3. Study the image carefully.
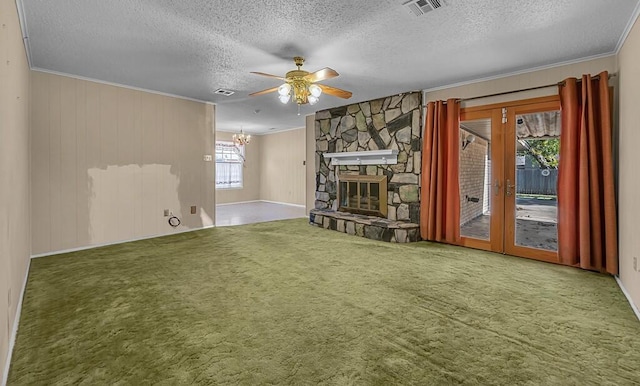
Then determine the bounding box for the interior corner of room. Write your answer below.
[3,0,640,383]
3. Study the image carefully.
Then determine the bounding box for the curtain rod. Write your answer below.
[430,73,616,104]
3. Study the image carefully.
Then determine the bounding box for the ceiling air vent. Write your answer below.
[214,88,235,96]
[403,0,446,17]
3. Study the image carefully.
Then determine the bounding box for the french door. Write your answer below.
[458,96,560,263]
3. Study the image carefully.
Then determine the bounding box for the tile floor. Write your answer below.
[215,201,307,227]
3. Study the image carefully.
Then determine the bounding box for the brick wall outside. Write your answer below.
[459,129,489,225]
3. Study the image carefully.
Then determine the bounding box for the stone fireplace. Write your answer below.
[310,92,423,243]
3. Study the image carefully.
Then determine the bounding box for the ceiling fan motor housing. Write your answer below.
[291,81,310,104]
[286,60,312,104]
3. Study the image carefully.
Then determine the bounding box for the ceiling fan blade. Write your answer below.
[304,67,339,83]
[249,87,279,97]
[250,71,285,80]
[318,84,352,99]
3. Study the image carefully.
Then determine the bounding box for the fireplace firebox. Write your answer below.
[338,174,387,218]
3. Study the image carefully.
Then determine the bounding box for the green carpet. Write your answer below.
[8,219,640,385]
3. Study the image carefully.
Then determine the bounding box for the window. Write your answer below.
[215,141,244,189]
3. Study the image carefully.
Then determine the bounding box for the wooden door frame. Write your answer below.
[458,108,504,253]
[503,99,560,263]
[459,95,561,264]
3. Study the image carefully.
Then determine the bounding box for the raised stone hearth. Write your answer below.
[310,209,420,243]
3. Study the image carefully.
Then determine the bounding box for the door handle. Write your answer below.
[494,179,501,196]
[506,179,516,196]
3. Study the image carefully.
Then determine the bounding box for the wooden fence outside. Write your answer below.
[516,169,557,195]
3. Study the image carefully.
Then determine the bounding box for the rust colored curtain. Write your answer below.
[420,99,460,243]
[558,71,618,274]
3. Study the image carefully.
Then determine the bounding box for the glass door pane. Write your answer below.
[370,183,380,211]
[511,111,559,252]
[360,182,368,210]
[348,181,358,209]
[339,181,348,207]
[459,117,492,241]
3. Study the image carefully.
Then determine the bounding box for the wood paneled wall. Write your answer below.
[260,128,306,206]
[618,17,640,312]
[0,0,31,381]
[30,72,215,255]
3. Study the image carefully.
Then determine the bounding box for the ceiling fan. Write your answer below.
[249,56,352,106]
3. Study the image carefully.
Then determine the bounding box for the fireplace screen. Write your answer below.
[338,174,387,217]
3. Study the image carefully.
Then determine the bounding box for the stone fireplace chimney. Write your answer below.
[313,92,422,224]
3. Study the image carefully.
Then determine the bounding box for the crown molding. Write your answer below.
[16,0,214,106]
[423,52,616,94]
[31,68,215,105]
[15,0,32,68]
[615,0,640,54]
[216,125,305,136]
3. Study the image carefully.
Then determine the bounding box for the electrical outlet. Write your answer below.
[164,209,170,217]
[203,154,213,161]
[191,206,196,214]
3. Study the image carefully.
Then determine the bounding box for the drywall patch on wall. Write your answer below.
[87,164,204,245]
[30,72,214,255]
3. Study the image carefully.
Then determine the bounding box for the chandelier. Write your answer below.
[277,81,323,105]
[232,129,251,146]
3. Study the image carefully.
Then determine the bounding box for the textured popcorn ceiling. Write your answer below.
[22,0,640,133]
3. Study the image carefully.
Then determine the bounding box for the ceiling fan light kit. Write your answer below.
[250,56,352,108]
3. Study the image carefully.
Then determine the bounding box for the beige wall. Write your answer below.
[0,0,31,381]
[214,131,261,204]
[30,72,215,255]
[260,128,306,206]
[426,56,617,106]
[305,115,316,214]
[618,18,640,311]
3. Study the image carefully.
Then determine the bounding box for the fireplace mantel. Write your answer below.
[323,149,398,166]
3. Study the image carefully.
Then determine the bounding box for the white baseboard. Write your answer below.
[216,200,306,209]
[215,200,262,206]
[30,225,214,259]
[259,200,306,208]
[615,276,640,322]
[2,258,31,386]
